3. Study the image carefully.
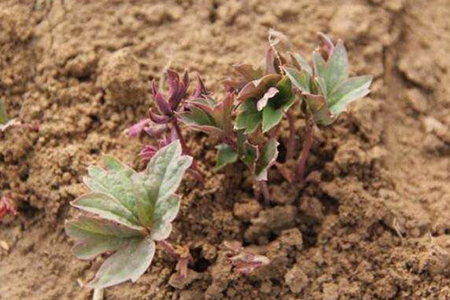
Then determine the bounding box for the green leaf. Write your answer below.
[255,139,279,181]
[67,141,192,289]
[262,105,283,133]
[83,166,139,216]
[178,105,216,128]
[313,40,348,94]
[235,99,262,134]
[88,236,155,289]
[283,67,310,93]
[328,75,373,115]
[145,140,193,204]
[290,52,313,76]
[215,143,239,171]
[71,192,141,229]
[148,194,180,241]
[65,216,145,260]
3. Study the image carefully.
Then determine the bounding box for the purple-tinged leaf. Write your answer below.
[65,215,145,260]
[265,47,278,75]
[234,64,264,82]
[88,236,155,289]
[126,119,151,137]
[192,75,209,99]
[167,70,189,111]
[149,110,171,124]
[126,119,166,138]
[318,32,335,59]
[257,87,279,111]
[237,74,281,102]
[255,139,279,181]
[154,92,173,116]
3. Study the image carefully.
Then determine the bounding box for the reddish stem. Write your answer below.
[172,118,204,183]
[286,110,296,160]
[259,181,271,206]
[295,116,314,182]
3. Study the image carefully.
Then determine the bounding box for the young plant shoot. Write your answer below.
[283,33,373,181]
[65,141,192,289]
[126,70,203,181]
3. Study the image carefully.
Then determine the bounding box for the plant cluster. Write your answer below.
[66,31,373,289]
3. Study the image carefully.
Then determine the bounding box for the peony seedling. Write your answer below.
[283,33,373,180]
[228,48,295,134]
[65,141,192,289]
[179,77,279,203]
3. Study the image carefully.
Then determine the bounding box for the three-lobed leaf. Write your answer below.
[287,35,372,126]
[66,141,192,289]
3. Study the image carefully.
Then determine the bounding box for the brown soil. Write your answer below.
[1,0,450,299]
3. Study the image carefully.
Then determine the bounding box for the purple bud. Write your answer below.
[192,74,208,99]
[167,69,189,111]
[149,109,171,124]
[318,32,335,60]
[126,119,152,137]
[154,92,173,116]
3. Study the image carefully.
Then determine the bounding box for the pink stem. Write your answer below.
[259,181,271,206]
[286,110,296,160]
[172,119,204,183]
[295,117,314,182]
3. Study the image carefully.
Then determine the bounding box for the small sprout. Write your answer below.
[65,141,192,289]
[224,241,270,275]
[283,33,373,126]
[0,196,18,219]
[282,33,373,180]
[159,240,193,279]
[127,70,203,182]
